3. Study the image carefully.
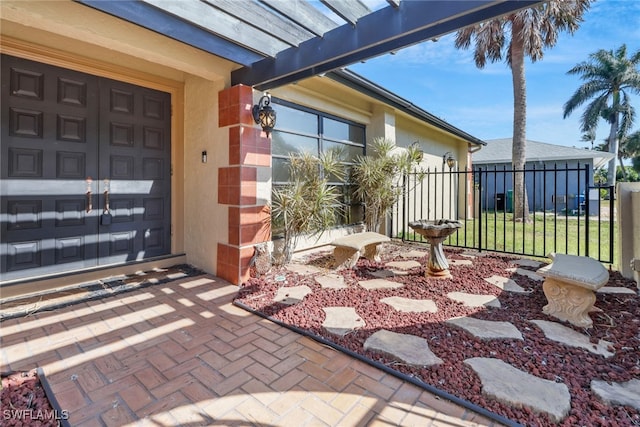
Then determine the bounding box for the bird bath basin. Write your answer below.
[408,219,463,278]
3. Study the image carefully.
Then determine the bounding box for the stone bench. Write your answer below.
[330,232,390,269]
[536,253,609,328]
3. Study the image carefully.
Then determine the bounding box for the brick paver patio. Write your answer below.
[1,274,500,426]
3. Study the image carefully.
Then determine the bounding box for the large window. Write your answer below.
[271,100,365,232]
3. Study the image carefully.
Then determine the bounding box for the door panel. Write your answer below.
[1,55,99,281]
[1,55,171,283]
[98,78,171,264]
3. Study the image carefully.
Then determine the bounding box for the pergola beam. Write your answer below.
[232,0,543,89]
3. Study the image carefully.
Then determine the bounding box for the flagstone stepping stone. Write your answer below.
[465,357,571,423]
[315,273,347,289]
[597,286,636,295]
[370,269,394,278]
[484,275,529,294]
[274,285,312,305]
[380,297,437,313]
[449,259,473,267]
[385,260,421,270]
[364,330,443,367]
[529,320,614,358]
[447,292,501,308]
[461,251,489,258]
[591,379,640,410]
[358,278,404,290]
[369,269,406,279]
[322,307,364,336]
[286,264,323,275]
[400,250,428,259]
[446,317,523,340]
[388,269,409,276]
[506,267,544,281]
[512,258,543,268]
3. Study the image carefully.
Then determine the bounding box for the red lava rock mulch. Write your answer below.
[1,369,68,426]
[235,242,640,427]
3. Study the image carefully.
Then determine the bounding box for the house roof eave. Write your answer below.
[327,69,486,147]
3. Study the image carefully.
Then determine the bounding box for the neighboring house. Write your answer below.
[0,1,536,295]
[472,138,614,215]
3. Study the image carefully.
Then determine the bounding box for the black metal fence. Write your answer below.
[393,164,615,264]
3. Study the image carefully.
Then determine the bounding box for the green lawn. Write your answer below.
[402,212,617,266]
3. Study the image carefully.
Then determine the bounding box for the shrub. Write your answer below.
[351,138,422,233]
[271,149,345,264]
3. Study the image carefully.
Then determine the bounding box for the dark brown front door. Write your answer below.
[1,55,171,283]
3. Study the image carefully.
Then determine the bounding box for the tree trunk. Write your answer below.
[607,91,620,188]
[618,152,628,181]
[606,113,619,188]
[510,25,530,222]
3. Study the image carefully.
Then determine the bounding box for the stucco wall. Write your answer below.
[616,182,640,284]
[183,76,229,273]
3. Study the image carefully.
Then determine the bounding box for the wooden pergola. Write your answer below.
[78,0,543,89]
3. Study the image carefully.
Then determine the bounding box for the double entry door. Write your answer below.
[1,54,171,283]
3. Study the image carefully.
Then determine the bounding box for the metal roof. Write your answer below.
[473,138,615,169]
[77,0,542,90]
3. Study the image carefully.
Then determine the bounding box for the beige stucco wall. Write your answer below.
[182,76,228,273]
[277,78,372,125]
[616,182,640,286]
[396,116,467,171]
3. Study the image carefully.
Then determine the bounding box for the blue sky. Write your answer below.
[349,0,640,151]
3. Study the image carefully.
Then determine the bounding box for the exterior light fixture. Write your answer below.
[252,93,276,136]
[443,152,455,169]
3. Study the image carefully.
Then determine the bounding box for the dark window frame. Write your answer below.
[271,98,365,227]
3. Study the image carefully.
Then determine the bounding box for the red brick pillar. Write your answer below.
[217,85,271,284]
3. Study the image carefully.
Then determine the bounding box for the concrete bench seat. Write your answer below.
[330,232,390,269]
[536,253,609,328]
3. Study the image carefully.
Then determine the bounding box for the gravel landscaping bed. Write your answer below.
[1,369,68,427]
[235,242,640,426]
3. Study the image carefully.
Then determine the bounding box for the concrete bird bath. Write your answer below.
[409,219,463,278]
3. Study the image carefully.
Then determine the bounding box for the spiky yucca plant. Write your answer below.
[271,149,345,265]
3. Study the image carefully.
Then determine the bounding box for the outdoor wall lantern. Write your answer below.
[252,92,276,136]
[443,152,455,169]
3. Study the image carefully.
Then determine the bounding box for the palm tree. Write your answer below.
[624,130,640,171]
[563,44,640,188]
[581,129,597,150]
[456,1,591,221]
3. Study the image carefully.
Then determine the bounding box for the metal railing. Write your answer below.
[393,164,615,264]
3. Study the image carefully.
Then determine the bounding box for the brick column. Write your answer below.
[217,85,271,284]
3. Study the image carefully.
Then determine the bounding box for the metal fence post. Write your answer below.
[478,168,483,253]
[584,165,589,258]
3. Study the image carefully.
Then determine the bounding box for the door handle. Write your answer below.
[101,178,112,225]
[86,177,93,213]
